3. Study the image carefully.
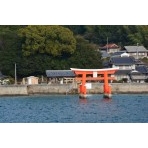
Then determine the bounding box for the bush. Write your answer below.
[122,78,128,83]
[145,78,148,83]
[8,77,15,84]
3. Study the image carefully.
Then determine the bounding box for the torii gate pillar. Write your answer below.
[103,71,112,98]
[71,68,119,98]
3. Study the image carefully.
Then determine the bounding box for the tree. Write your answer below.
[127,26,148,48]
[0,25,147,79]
[0,26,22,76]
[68,36,102,69]
[63,25,86,35]
[18,25,76,56]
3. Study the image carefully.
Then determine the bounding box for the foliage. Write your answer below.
[0,25,148,79]
[18,25,76,56]
[122,78,128,83]
[63,25,86,35]
[0,26,22,76]
[66,25,148,48]
[141,57,148,64]
[68,35,102,69]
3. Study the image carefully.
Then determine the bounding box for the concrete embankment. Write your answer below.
[87,83,148,94]
[27,84,73,95]
[0,85,28,96]
[0,84,74,96]
[0,83,147,96]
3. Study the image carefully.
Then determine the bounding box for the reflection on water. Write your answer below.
[0,94,147,123]
[102,98,112,103]
[79,98,88,104]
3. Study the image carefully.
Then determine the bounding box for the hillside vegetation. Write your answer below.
[0,25,147,78]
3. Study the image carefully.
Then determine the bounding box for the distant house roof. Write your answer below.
[100,51,110,58]
[115,70,131,75]
[124,46,148,53]
[101,43,119,49]
[136,65,148,74]
[111,51,125,57]
[135,59,145,66]
[129,70,146,80]
[46,70,75,78]
[110,56,135,66]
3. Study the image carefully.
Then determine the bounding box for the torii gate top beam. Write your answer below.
[70,68,119,75]
[70,67,119,72]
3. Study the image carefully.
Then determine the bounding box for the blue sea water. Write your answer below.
[0,94,147,123]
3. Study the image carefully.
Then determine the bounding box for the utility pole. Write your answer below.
[107,37,108,53]
[15,63,17,85]
[137,43,139,60]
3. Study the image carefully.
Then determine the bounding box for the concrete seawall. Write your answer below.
[27,84,73,95]
[0,83,147,96]
[87,83,148,94]
[0,85,28,96]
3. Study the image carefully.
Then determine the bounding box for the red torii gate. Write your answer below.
[71,68,119,98]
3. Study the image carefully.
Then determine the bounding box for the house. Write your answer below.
[99,43,121,54]
[109,56,135,70]
[46,70,75,84]
[27,76,39,85]
[113,70,131,81]
[136,65,148,80]
[111,51,128,57]
[129,70,146,83]
[136,65,148,75]
[123,46,148,59]
[109,56,136,81]
[100,51,110,59]
[22,76,39,85]
[109,54,148,82]
[135,59,146,66]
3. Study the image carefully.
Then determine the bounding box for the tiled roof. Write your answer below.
[101,51,110,58]
[115,70,131,75]
[111,51,126,57]
[129,70,146,80]
[110,56,135,65]
[124,46,148,52]
[136,65,148,74]
[103,43,119,49]
[135,59,145,65]
[46,70,75,78]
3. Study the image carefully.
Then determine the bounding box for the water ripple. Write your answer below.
[0,94,147,123]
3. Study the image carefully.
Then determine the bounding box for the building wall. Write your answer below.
[115,75,130,81]
[112,65,135,70]
[128,52,147,59]
[108,48,120,53]
[27,76,39,84]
